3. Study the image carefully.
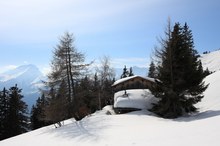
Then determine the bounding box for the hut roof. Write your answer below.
[112,75,155,87]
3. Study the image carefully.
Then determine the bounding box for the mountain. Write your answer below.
[0,64,45,110]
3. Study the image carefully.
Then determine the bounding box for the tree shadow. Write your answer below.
[175,110,220,122]
[41,115,110,142]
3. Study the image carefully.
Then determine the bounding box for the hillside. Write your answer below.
[200,50,220,72]
[1,50,220,145]
[1,69,220,146]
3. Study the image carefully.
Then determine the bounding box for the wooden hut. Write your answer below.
[112,75,155,92]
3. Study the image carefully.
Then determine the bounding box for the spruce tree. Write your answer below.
[150,22,208,118]
[89,73,100,113]
[0,88,9,140]
[148,61,156,78]
[45,80,69,125]
[129,67,134,76]
[30,94,49,130]
[4,85,28,138]
[121,65,129,78]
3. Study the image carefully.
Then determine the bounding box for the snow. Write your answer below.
[112,75,155,87]
[196,71,220,111]
[0,64,45,110]
[200,50,220,72]
[0,69,28,82]
[1,52,220,145]
[114,89,156,109]
[1,69,220,146]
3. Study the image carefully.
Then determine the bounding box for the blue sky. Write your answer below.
[0,0,219,74]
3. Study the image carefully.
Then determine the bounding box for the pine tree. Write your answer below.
[0,88,9,140]
[150,22,208,118]
[93,73,99,93]
[4,85,28,138]
[30,94,49,130]
[45,80,69,125]
[88,73,100,113]
[129,67,134,76]
[148,61,156,78]
[30,105,38,129]
[203,68,211,77]
[121,65,129,78]
[75,76,93,118]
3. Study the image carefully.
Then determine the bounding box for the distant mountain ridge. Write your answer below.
[0,64,45,111]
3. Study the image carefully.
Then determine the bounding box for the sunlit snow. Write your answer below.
[1,51,220,146]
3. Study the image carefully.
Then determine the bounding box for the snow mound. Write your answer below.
[114,89,156,109]
[196,70,220,111]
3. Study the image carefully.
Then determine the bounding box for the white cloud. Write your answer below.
[0,65,18,73]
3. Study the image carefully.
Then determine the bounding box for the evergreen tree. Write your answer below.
[0,88,9,140]
[30,105,38,129]
[75,76,93,118]
[121,65,129,78]
[93,73,99,93]
[45,80,69,125]
[203,68,211,77]
[90,73,100,111]
[4,85,28,138]
[148,61,156,78]
[129,67,134,76]
[30,94,49,130]
[150,22,208,118]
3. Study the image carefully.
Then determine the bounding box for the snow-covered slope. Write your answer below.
[0,64,45,109]
[1,69,220,146]
[200,50,220,72]
[1,50,220,145]
[196,71,220,111]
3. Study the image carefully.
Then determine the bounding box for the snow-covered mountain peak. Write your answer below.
[0,64,43,82]
[0,64,45,109]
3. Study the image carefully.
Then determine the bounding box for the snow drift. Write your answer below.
[114,89,156,110]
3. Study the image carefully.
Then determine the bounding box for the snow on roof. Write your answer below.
[112,75,155,87]
[114,89,157,109]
